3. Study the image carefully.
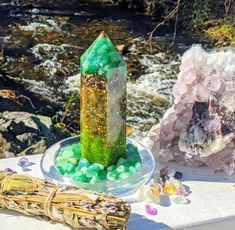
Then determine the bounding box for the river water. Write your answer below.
[0,0,202,136]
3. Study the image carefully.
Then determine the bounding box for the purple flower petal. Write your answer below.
[4,168,16,174]
[145,204,158,215]
[18,157,34,169]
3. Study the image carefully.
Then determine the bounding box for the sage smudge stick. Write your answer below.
[0,171,131,229]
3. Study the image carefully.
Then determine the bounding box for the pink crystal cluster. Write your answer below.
[144,45,235,175]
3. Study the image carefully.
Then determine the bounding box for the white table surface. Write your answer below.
[1,154,235,230]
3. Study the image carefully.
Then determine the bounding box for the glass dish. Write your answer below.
[40,136,155,197]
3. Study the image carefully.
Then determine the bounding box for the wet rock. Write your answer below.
[116,44,125,53]
[0,151,15,159]
[18,138,47,156]
[0,111,63,158]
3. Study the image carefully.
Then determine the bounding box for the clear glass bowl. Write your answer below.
[40,136,155,197]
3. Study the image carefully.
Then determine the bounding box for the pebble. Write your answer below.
[90,176,101,184]
[107,171,118,181]
[62,149,75,158]
[170,195,189,204]
[135,162,141,170]
[56,142,142,184]
[68,157,79,165]
[86,170,98,178]
[163,182,177,195]
[71,171,83,181]
[65,163,75,174]
[78,158,91,169]
[150,183,162,197]
[145,204,158,215]
[107,165,116,172]
[98,170,107,180]
[129,166,137,174]
[116,165,126,173]
[119,172,131,179]
[116,158,127,166]
[174,171,183,180]
[88,164,100,172]
[80,166,88,174]
[57,165,66,175]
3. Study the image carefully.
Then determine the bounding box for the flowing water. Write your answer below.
[0,0,202,136]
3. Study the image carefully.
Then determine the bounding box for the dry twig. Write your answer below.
[147,0,181,50]
[0,89,36,110]
[224,0,233,13]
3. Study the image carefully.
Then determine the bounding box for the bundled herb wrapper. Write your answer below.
[0,171,131,229]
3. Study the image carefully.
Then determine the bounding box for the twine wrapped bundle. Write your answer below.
[0,171,131,229]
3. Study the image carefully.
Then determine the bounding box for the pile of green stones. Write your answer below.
[56,143,142,184]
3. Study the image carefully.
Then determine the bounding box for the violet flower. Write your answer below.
[18,157,34,171]
[4,168,16,174]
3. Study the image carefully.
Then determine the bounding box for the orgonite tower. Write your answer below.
[80,31,127,168]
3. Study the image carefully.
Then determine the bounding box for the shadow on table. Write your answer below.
[127,213,173,230]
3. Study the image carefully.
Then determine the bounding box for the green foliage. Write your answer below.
[180,0,225,30]
[52,93,80,137]
[204,21,235,46]
[191,0,211,28]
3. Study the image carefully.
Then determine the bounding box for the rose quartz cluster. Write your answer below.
[144,45,235,175]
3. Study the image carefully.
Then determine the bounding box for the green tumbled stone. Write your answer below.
[107,165,116,172]
[75,166,80,172]
[72,174,88,183]
[65,163,75,174]
[129,155,142,165]
[78,158,91,169]
[71,171,83,181]
[56,156,67,163]
[98,170,107,180]
[135,162,141,170]
[116,165,126,173]
[80,166,88,174]
[86,170,98,178]
[57,165,66,175]
[119,172,131,179]
[129,166,137,174]
[68,157,79,165]
[60,145,73,151]
[126,143,139,156]
[88,164,101,172]
[123,160,132,168]
[63,150,76,159]
[107,171,118,181]
[116,158,127,167]
[90,176,101,184]
[93,163,105,171]
[72,144,82,158]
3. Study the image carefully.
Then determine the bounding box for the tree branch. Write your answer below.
[147,0,181,50]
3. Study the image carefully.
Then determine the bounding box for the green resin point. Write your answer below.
[81,31,126,76]
[80,31,127,167]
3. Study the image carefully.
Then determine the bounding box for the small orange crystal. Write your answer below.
[163,182,177,195]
